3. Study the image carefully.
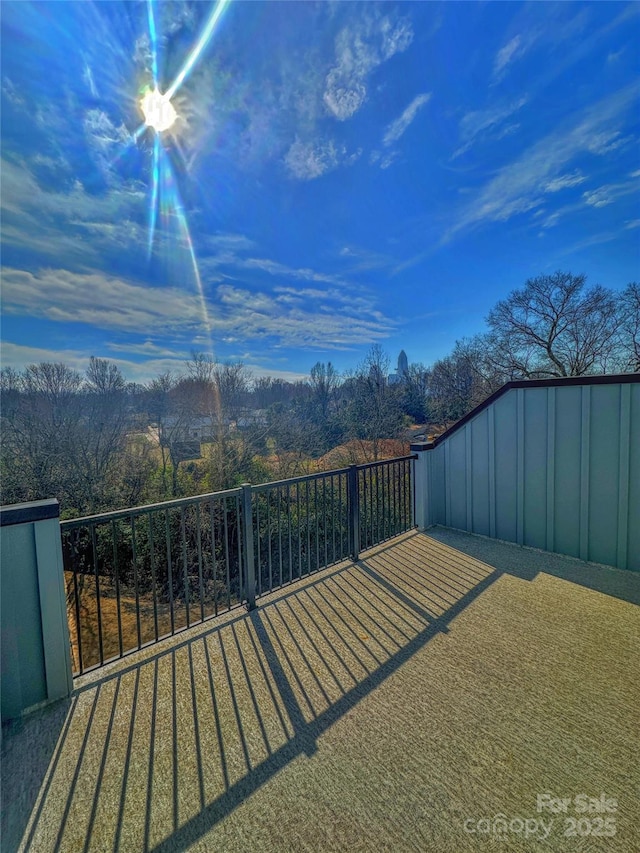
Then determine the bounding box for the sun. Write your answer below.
[140,87,178,133]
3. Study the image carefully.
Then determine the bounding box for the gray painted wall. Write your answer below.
[1,501,73,722]
[422,380,639,571]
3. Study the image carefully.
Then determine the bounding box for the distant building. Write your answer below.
[161,415,216,442]
[388,350,409,385]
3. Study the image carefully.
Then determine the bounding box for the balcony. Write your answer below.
[2,374,639,851]
[3,526,639,851]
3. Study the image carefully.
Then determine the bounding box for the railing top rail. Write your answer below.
[251,454,417,492]
[59,454,417,527]
[251,466,351,492]
[60,487,243,529]
[355,454,418,470]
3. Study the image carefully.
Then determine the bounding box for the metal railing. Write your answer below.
[61,455,415,674]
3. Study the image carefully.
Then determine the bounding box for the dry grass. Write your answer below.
[65,574,233,673]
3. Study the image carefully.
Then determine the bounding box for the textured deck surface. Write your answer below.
[2,528,639,852]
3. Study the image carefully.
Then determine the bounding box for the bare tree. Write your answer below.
[341,346,404,461]
[76,359,130,510]
[309,361,339,419]
[486,272,620,378]
[618,283,640,372]
[86,356,126,393]
[1,364,82,507]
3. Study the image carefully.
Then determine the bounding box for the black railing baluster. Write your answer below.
[72,540,83,674]
[60,459,415,674]
[209,500,218,616]
[306,479,311,576]
[148,515,159,643]
[313,478,319,572]
[131,516,141,649]
[267,491,273,592]
[90,524,104,667]
[223,497,231,610]
[277,487,283,588]
[180,507,190,628]
[241,484,255,610]
[287,483,292,584]
[296,482,302,579]
[256,492,262,596]
[112,520,123,658]
[165,508,174,635]
[196,503,204,622]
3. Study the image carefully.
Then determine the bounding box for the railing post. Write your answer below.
[410,442,432,531]
[241,483,256,611]
[348,465,360,561]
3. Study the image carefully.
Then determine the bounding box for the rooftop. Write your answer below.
[3,527,638,852]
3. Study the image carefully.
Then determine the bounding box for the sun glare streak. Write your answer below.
[147,0,159,86]
[131,0,226,357]
[159,146,213,349]
[147,135,160,256]
[165,0,230,100]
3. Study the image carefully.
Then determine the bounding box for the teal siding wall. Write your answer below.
[1,502,73,722]
[1,523,48,718]
[424,378,639,571]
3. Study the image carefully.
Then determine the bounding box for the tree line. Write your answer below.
[1,272,637,517]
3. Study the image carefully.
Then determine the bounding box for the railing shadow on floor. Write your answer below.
[4,531,506,853]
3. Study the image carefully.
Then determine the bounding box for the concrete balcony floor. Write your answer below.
[2,528,639,852]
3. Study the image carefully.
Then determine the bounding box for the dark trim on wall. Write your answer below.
[416,372,640,450]
[0,499,60,527]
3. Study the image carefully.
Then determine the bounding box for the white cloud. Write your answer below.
[323,12,413,121]
[585,129,632,155]
[0,157,147,261]
[544,171,586,192]
[582,180,639,208]
[0,342,100,376]
[382,93,431,147]
[493,35,523,78]
[625,219,640,230]
[2,269,206,334]
[213,283,394,349]
[106,341,187,358]
[582,188,613,209]
[379,151,400,170]
[2,266,394,351]
[284,137,360,180]
[0,341,309,385]
[444,82,640,242]
[242,258,344,286]
[453,96,527,158]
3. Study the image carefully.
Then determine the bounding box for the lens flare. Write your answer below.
[165,0,231,100]
[147,134,160,257]
[134,0,230,352]
[147,0,159,86]
[140,87,177,133]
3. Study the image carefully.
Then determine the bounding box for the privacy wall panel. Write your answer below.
[553,386,582,558]
[470,410,490,536]
[624,383,640,571]
[588,385,621,568]
[493,392,518,543]
[424,377,639,571]
[523,388,548,550]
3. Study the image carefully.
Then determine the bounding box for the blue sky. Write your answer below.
[1,1,639,383]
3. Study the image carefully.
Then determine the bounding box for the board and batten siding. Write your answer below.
[419,376,639,571]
